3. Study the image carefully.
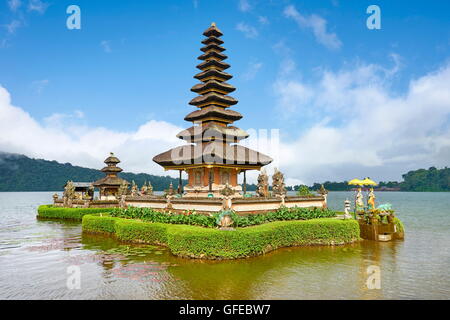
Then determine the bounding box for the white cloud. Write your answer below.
[242,61,263,80]
[236,22,258,39]
[258,16,269,25]
[274,58,450,183]
[27,0,48,14]
[0,85,184,175]
[238,0,251,12]
[8,0,22,12]
[5,20,21,34]
[100,40,112,53]
[284,5,342,50]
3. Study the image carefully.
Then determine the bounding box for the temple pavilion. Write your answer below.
[153,23,272,197]
[93,152,129,200]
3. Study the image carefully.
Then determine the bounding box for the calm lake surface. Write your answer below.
[0,191,449,300]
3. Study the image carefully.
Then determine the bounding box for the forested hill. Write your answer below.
[304,167,450,192]
[1,152,448,192]
[0,152,185,192]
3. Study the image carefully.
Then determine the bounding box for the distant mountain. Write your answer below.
[0,151,186,192]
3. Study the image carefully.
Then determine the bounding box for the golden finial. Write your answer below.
[211,22,216,27]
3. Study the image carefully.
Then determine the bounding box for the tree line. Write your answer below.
[1,152,448,192]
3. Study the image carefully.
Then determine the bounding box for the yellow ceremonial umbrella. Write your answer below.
[348,178,364,186]
[361,177,377,186]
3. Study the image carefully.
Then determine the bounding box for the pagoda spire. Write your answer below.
[153,23,272,179]
[178,22,249,144]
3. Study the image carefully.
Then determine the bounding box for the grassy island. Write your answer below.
[37,205,113,221]
[82,214,360,259]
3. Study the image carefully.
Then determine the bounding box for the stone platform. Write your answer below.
[54,195,327,215]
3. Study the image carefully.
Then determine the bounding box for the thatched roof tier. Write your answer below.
[189,92,237,107]
[93,152,129,188]
[191,80,235,94]
[194,69,232,82]
[197,50,228,61]
[153,141,272,168]
[184,106,242,122]
[104,153,120,164]
[200,43,226,53]
[152,23,273,172]
[176,124,248,143]
[93,176,128,187]
[196,59,230,71]
[201,36,223,45]
[101,166,123,173]
[203,23,223,37]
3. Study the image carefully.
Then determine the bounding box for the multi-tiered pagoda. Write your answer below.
[153,23,272,197]
[93,153,129,200]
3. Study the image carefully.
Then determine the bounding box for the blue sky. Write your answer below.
[1,0,450,185]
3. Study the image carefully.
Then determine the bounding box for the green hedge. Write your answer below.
[110,206,337,228]
[82,215,119,233]
[37,205,113,221]
[82,215,360,259]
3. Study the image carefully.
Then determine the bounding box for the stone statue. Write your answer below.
[367,188,376,210]
[256,169,269,197]
[52,193,59,203]
[63,180,75,207]
[87,186,94,200]
[63,180,75,199]
[216,210,234,229]
[220,183,235,197]
[318,184,328,208]
[130,180,138,197]
[355,187,364,212]
[141,181,148,195]
[167,182,174,196]
[272,168,286,197]
[147,181,154,195]
[118,180,129,197]
[344,199,352,219]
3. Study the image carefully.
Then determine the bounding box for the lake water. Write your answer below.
[0,191,449,300]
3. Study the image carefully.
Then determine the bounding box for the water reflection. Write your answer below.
[1,191,449,299]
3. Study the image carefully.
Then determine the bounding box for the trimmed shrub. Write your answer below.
[115,219,168,245]
[110,206,337,228]
[82,215,119,234]
[82,215,360,259]
[37,205,112,221]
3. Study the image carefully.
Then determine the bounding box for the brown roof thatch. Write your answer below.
[197,50,228,61]
[203,23,223,37]
[189,92,237,107]
[196,59,230,71]
[176,124,249,143]
[93,176,129,187]
[153,141,272,167]
[191,80,235,94]
[201,36,223,45]
[200,43,226,53]
[184,107,242,122]
[194,69,232,81]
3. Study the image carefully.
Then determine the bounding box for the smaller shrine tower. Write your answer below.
[93,153,129,200]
